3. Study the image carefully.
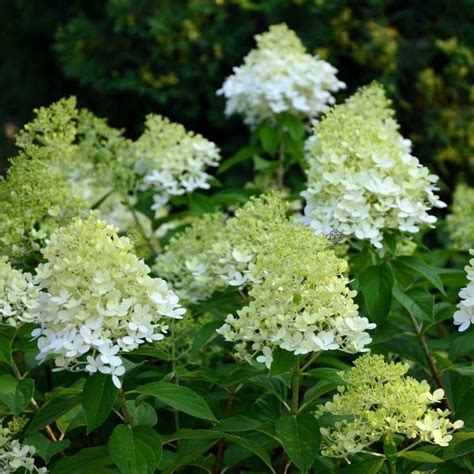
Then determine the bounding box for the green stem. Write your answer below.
[291,359,301,415]
[388,462,397,474]
[119,389,132,426]
[277,139,285,189]
[407,313,453,413]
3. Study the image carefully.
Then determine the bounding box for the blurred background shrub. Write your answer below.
[1,0,473,186]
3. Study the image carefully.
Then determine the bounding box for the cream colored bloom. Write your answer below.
[453,250,474,332]
[217,24,345,127]
[0,257,39,326]
[302,83,445,248]
[33,216,184,388]
[318,353,463,459]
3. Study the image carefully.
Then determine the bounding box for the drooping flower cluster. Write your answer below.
[0,257,39,327]
[302,83,446,248]
[0,420,47,473]
[157,193,373,367]
[448,184,474,251]
[217,24,345,127]
[135,115,221,215]
[317,353,463,459]
[453,250,474,332]
[33,216,185,388]
[0,151,86,263]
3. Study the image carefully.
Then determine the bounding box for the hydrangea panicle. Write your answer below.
[302,82,446,248]
[33,216,185,388]
[453,249,474,332]
[135,115,221,215]
[317,353,463,459]
[217,23,345,127]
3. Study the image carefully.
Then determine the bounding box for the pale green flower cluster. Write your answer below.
[33,216,185,388]
[0,420,46,473]
[218,24,345,126]
[0,152,86,263]
[157,193,372,366]
[447,184,474,251]
[303,83,445,248]
[15,97,134,227]
[154,213,227,302]
[0,257,39,327]
[135,115,221,215]
[318,353,463,459]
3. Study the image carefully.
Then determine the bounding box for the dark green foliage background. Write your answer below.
[1,0,474,186]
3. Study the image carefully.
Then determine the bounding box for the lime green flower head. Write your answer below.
[447,183,474,251]
[303,82,445,249]
[0,150,86,263]
[0,256,39,326]
[317,353,463,459]
[34,216,185,388]
[134,114,221,216]
[153,212,227,302]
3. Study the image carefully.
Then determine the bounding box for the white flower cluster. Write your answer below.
[0,424,46,473]
[302,83,446,248]
[32,216,185,388]
[0,256,39,327]
[453,250,474,332]
[135,115,221,216]
[217,23,345,127]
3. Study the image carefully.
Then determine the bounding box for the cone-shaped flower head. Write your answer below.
[156,193,373,367]
[0,151,86,263]
[318,353,463,459]
[453,249,474,332]
[135,114,221,215]
[302,83,446,248]
[217,23,345,127]
[33,216,185,388]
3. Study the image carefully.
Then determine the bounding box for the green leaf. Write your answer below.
[450,333,474,358]
[440,432,474,460]
[359,264,394,324]
[187,192,216,214]
[275,413,320,473]
[136,382,216,421]
[190,320,222,354]
[162,429,275,472]
[129,401,157,427]
[218,145,259,174]
[269,348,296,376]
[108,424,162,474]
[282,114,305,140]
[216,415,263,432]
[395,256,445,294]
[25,432,70,463]
[26,395,81,435]
[393,283,432,322]
[306,368,345,385]
[126,346,170,361]
[253,154,277,171]
[82,373,118,433]
[258,124,279,155]
[52,447,113,474]
[0,375,34,415]
[339,459,385,473]
[398,450,444,463]
[0,335,12,366]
